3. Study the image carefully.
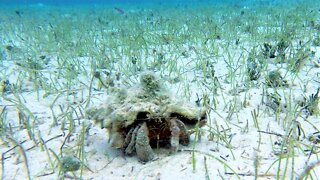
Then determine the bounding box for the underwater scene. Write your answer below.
[1,0,320,179]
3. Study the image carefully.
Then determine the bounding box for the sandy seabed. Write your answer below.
[1,1,320,179]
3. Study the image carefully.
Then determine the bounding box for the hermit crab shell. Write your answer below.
[87,72,207,149]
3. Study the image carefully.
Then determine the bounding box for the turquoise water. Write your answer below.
[0,0,314,6]
[1,0,320,179]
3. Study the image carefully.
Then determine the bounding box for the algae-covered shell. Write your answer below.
[87,72,207,150]
[164,102,206,120]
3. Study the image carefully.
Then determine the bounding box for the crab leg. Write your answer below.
[125,126,139,155]
[175,119,190,146]
[135,122,155,162]
[124,127,135,147]
[169,118,180,152]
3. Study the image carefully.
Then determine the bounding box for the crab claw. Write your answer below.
[135,122,155,162]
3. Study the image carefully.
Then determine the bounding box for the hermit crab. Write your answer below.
[87,72,207,162]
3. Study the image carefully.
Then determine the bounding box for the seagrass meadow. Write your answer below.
[1,0,320,179]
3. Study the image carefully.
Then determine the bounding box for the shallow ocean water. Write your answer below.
[1,0,320,179]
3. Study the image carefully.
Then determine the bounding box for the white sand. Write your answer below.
[1,46,320,179]
[1,3,320,180]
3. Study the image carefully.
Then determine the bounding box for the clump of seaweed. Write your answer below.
[266,70,288,87]
[246,54,261,81]
[61,155,81,172]
[305,88,320,116]
[265,91,283,112]
[15,56,49,70]
[262,39,290,62]
[289,40,312,73]
[263,42,276,58]
[87,71,207,162]
[308,132,320,144]
[313,37,320,46]
[276,39,289,62]
[0,79,12,95]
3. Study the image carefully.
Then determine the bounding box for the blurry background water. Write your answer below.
[1,0,320,179]
[0,0,315,7]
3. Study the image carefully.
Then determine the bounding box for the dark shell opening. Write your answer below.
[124,110,207,148]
